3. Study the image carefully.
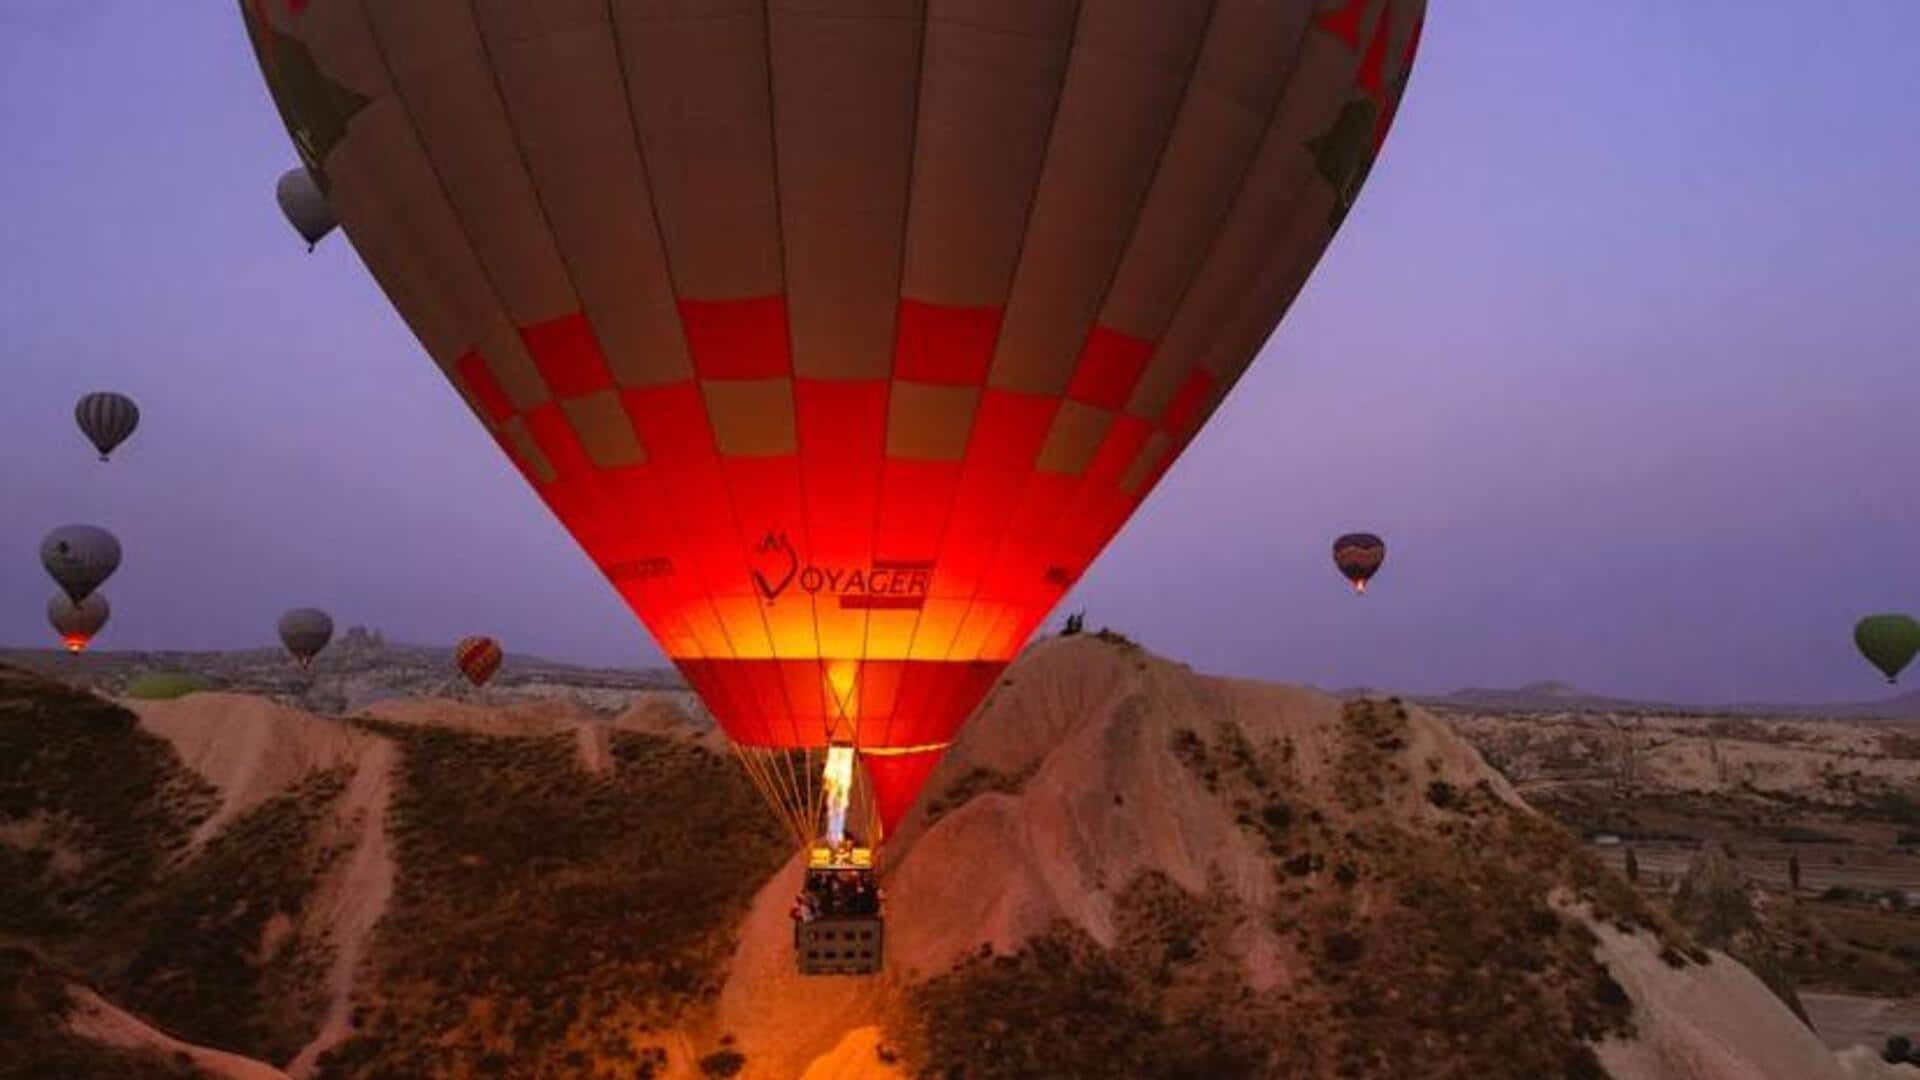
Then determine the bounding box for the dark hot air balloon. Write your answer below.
[48,592,110,654]
[1855,615,1920,684]
[1333,532,1386,595]
[40,525,121,606]
[453,635,503,687]
[75,392,139,461]
[242,0,1425,856]
[277,608,334,669]
[277,166,337,250]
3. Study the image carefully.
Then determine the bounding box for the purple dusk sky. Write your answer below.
[1,3,1916,704]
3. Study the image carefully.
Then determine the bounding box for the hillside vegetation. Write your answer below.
[314,720,785,1078]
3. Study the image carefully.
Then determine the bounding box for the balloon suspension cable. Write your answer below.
[729,744,818,852]
[727,744,881,856]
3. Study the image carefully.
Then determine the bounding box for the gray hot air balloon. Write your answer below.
[74,392,139,461]
[276,167,336,250]
[277,607,334,668]
[48,592,110,653]
[40,525,121,606]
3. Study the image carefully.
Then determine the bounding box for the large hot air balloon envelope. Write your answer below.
[277,166,337,249]
[1855,615,1920,684]
[75,392,140,461]
[1333,532,1386,595]
[278,608,334,669]
[48,592,110,654]
[40,525,121,606]
[454,635,503,687]
[242,0,1424,845]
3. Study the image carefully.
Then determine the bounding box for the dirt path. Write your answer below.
[284,737,397,1078]
[67,987,289,1080]
[576,723,612,775]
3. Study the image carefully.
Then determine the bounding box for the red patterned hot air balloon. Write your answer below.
[1333,532,1386,595]
[454,636,503,688]
[241,0,1424,852]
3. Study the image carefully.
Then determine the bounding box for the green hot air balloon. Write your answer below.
[1855,615,1920,684]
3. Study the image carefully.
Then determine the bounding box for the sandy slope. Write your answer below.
[1592,924,1874,1080]
[371,690,716,773]
[123,691,398,1077]
[66,987,292,1080]
[363,694,598,737]
[129,692,381,848]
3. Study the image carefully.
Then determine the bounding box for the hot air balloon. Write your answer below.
[454,635,503,688]
[277,608,334,669]
[242,0,1424,873]
[48,592,110,654]
[40,525,121,606]
[277,166,337,250]
[1333,532,1386,595]
[1855,615,1920,685]
[75,392,140,461]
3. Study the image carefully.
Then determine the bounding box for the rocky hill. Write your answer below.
[2,639,1911,1078]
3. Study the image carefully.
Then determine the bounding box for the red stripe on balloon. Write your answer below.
[457,351,515,425]
[678,297,792,378]
[894,299,1001,385]
[522,312,614,398]
[1066,326,1155,411]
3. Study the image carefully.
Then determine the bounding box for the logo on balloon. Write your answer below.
[754,529,931,610]
[752,531,800,602]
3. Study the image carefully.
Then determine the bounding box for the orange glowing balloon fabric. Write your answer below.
[242,0,1424,840]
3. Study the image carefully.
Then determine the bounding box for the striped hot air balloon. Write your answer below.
[242,0,1424,849]
[453,635,503,687]
[75,393,139,461]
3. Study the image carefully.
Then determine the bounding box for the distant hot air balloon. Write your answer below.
[276,166,336,250]
[48,592,110,654]
[277,608,334,669]
[1855,615,1920,685]
[242,0,1425,857]
[40,525,121,606]
[453,636,503,688]
[1333,533,1386,595]
[75,392,139,461]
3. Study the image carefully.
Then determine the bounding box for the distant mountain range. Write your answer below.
[1334,678,1920,722]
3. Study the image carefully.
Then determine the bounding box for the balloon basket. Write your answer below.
[792,845,883,975]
